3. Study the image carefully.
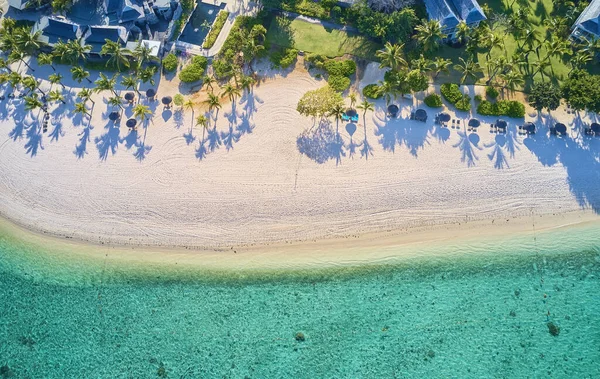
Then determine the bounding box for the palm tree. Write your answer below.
[108,95,123,109]
[133,103,153,125]
[202,74,216,91]
[121,75,140,96]
[454,57,481,85]
[15,29,44,55]
[357,99,374,124]
[196,114,208,140]
[138,66,156,86]
[414,20,446,54]
[349,92,357,109]
[49,73,65,91]
[8,71,22,95]
[133,42,155,70]
[95,72,118,97]
[221,83,241,104]
[71,66,92,84]
[0,58,12,73]
[569,50,592,72]
[375,42,407,71]
[100,39,131,71]
[74,102,90,118]
[500,70,524,98]
[431,57,452,79]
[66,39,91,65]
[486,33,505,59]
[521,28,541,59]
[411,54,432,75]
[37,53,56,72]
[184,98,195,128]
[454,21,470,45]
[52,40,69,63]
[47,89,66,105]
[531,59,551,81]
[376,80,396,106]
[24,93,42,112]
[240,74,256,94]
[545,38,570,61]
[9,49,34,72]
[203,92,222,122]
[78,88,95,106]
[21,75,42,96]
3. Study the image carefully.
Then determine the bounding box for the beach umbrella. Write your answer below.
[591,123,600,134]
[555,123,566,135]
[146,88,156,98]
[109,111,120,121]
[495,119,507,129]
[415,108,427,122]
[468,119,480,128]
[161,96,172,106]
[124,92,135,102]
[387,104,399,115]
[126,118,137,128]
[439,112,451,122]
[346,108,357,118]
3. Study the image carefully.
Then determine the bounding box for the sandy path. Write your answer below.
[0,62,599,250]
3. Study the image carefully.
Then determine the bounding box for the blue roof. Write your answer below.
[574,0,600,37]
[120,0,144,22]
[84,25,128,45]
[34,17,82,43]
[423,0,486,30]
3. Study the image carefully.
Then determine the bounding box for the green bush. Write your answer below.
[178,55,208,83]
[423,93,442,108]
[477,100,525,118]
[203,11,229,49]
[270,48,298,68]
[328,75,351,92]
[474,94,482,103]
[455,94,471,111]
[162,53,178,73]
[486,86,499,100]
[440,83,463,104]
[363,84,381,99]
[324,59,356,77]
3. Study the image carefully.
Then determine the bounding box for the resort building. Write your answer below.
[571,0,600,42]
[32,16,84,47]
[7,0,30,10]
[83,25,129,54]
[423,0,487,40]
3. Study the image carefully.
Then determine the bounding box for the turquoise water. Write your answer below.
[1,229,599,377]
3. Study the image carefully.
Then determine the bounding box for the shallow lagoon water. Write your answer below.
[0,223,599,378]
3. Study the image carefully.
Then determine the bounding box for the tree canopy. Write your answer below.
[528,82,561,112]
[297,86,344,118]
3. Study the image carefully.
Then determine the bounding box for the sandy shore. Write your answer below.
[1,60,599,262]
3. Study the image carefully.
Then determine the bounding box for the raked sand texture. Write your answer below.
[0,62,599,249]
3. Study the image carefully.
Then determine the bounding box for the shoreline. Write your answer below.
[1,208,599,278]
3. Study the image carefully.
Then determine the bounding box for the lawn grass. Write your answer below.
[266,16,381,59]
[435,0,599,91]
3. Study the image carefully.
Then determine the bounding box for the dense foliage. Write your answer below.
[324,59,356,77]
[327,75,351,92]
[485,86,499,100]
[363,84,382,99]
[528,82,562,112]
[561,70,600,113]
[162,53,178,73]
[171,0,194,41]
[440,83,471,111]
[305,53,328,70]
[270,47,298,68]
[477,100,525,118]
[203,11,230,49]
[297,85,344,118]
[261,0,334,19]
[347,0,420,42]
[423,93,442,108]
[178,55,208,83]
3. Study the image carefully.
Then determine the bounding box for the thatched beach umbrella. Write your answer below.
[415,108,427,122]
[124,92,135,103]
[126,118,137,129]
[146,88,156,99]
[468,119,480,128]
[439,112,451,123]
[555,123,566,135]
[495,119,507,129]
[346,108,357,118]
[161,96,172,108]
[591,122,600,134]
[109,111,120,121]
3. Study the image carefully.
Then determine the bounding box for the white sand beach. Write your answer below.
[1,60,599,257]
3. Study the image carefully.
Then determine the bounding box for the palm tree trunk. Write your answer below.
[21,58,34,72]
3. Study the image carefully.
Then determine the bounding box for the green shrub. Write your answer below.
[474,94,482,103]
[162,53,178,73]
[423,93,442,108]
[486,86,499,100]
[328,75,351,92]
[203,11,229,49]
[477,100,525,118]
[363,83,381,99]
[440,83,463,104]
[324,59,356,77]
[178,55,208,83]
[306,53,328,69]
[270,48,298,68]
[455,95,471,111]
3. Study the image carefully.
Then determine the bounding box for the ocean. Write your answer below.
[0,221,599,378]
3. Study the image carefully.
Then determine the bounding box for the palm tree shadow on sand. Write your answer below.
[74,125,92,159]
[24,124,43,157]
[453,130,482,167]
[94,123,120,161]
[373,112,432,157]
[297,119,346,165]
[485,134,510,169]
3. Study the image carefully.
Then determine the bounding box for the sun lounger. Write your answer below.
[351,115,359,122]
[341,114,350,122]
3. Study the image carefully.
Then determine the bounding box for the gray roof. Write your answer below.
[120,0,144,22]
[33,17,82,44]
[83,25,128,52]
[423,0,486,31]
[8,0,30,10]
[573,0,600,37]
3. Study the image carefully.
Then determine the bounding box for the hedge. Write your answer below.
[305,53,328,69]
[328,75,351,92]
[486,86,499,100]
[270,48,298,68]
[477,100,525,118]
[178,55,208,83]
[324,59,356,77]
[363,84,381,99]
[203,11,230,49]
[162,53,178,73]
[423,93,442,108]
[441,83,471,111]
